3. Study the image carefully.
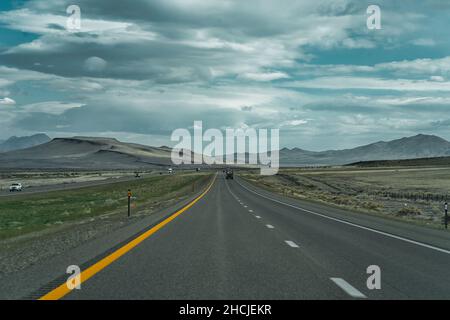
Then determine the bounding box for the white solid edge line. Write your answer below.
[330,278,367,299]
[235,179,450,255]
[266,224,275,229]
[285,240,299,248]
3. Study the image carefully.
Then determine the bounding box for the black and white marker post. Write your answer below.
[445,202,448,230]
[128,189,132,217]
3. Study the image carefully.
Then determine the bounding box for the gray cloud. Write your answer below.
[0,0,449,149]
[83,56,107,73]
[0,0,381,83]
[12,100,270,135]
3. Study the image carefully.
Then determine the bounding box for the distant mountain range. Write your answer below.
[0,133,449,169]
[0,136,176,169]
[348,156,450,167]
[279,134,450,166]
[0,133,50,153]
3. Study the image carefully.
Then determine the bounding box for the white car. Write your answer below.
[9,183,23,192]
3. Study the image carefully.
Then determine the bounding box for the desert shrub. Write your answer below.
[360,201,382,211]
[396,206,422,216]
[331,195,353,205]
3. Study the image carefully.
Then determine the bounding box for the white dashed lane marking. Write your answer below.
[266,224,274,229]
[285,240,299,248]
[330,278,367,299]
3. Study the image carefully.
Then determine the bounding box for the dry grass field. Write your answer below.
[240,166,450,228]
[0,172,211,240]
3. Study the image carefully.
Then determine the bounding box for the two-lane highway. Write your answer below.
[40,172,450,299]
[228,176,450,299]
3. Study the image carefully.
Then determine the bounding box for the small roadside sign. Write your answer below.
[128,189,132,217]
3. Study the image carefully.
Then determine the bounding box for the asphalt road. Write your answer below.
[0,176,140,197]
[34,172,450,300]
[0,172,178,198]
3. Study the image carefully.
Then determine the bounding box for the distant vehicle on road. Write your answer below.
[168,168,173,174]
[225,170,234,180]
[9,183,23,192]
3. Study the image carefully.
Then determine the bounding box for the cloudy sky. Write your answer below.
[0,0,449,150]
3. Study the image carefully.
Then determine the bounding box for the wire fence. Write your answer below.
[371,191,448,202]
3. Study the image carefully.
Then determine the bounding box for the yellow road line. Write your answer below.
[39,174,217,300]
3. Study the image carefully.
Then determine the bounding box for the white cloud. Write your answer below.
[286,77,450,91]
[341,38,375,49]
[411,38,436,46]
[282,119,308,126]
[376,57,450,75]
[376,96,450,106]
[19,101,83,115]
[239,71,289,82]
[0,97,16,105]
[430,75,445,82]
[0,66,54,83]
[0,8,153,39]
[295,57,450,80]
[0,79,14,88]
